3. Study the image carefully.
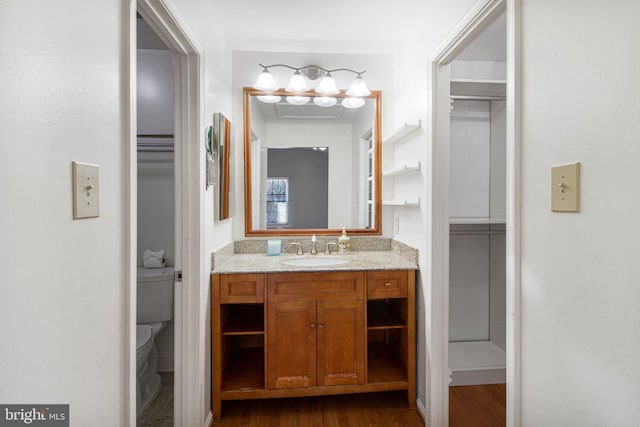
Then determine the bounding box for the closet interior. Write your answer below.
[448,24,507,387]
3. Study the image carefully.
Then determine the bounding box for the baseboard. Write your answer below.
[204,411,213,426]
[416,398,427,423]
[450,367,506,386]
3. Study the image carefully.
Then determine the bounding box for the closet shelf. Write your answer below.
[450,79,506,98]
[383,198,420,207]
[382,162,421,177]
[383,121,421,144]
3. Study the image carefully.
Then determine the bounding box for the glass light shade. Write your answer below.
[253,68,278,91]
[286,96,310,105]
[342,97,365,109]
[285,71,309,92]
[313,96,337,107]
[346,75,371,97]
[257,95,281,104]
[315,73,340,95]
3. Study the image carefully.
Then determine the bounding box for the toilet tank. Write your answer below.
[137,267,175,324]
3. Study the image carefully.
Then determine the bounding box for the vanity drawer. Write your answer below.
[367,270,408,299]
[220,274,265,303]
[268,272,364,302]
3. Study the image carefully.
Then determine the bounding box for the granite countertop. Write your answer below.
[212,249,418,274]
[212,251,418,273]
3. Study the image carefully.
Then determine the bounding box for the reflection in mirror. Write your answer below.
[244,88,381,236]
[213,112,232,220]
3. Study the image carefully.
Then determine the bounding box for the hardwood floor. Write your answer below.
[449,383,506,427]
[213,391,424,426]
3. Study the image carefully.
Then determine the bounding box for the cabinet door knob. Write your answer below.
[310,323,316,329]
[384,282,392,287]
[317,324,324,329]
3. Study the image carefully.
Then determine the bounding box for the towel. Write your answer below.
[143,249,166,269]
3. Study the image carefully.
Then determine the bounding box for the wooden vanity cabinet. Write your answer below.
[211,269,415,422]
[267,272,365,389]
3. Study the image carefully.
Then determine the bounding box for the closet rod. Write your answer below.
[451,95,506,101]
[449,230,505,236]
[137,134,174,138]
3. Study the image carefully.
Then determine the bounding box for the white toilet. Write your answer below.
[136,266,174,418]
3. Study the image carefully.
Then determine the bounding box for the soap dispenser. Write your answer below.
[338,227,350,254]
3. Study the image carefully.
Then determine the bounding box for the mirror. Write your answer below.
[213,112,232,220]
[243,87,381,236]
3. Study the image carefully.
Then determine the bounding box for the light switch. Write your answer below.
[72,161,100,219]
[551,162,580,212]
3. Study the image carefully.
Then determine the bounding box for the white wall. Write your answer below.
[386,0,477,418]
[519,1,640,425]
[0,1,127,424]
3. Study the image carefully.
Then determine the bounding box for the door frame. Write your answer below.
[125,0,206,425]
[426,0,521,425]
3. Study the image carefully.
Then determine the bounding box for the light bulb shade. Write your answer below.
[253,68,278,91]
[315,73,340,95]
[257,95,281,104]
[286,96,310,105]
[342,97,365,109]
[346,75,371,97]
[313,96,337,107]
[285,71,309,92]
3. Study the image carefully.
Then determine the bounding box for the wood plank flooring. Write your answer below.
[449,383,506,427]
[213,391,424,426]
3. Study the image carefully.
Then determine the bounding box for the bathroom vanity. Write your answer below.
[210,249,417,421]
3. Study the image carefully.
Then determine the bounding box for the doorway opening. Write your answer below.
[127,1,205,426]
[135,13,176,425]
[447,12,507,426]
[427,0,520,425]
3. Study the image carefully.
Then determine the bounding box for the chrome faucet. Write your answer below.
[325,242,337,255]
[289,242,303,255]
[310,235,318,255]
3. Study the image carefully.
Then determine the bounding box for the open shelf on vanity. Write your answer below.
[221,339,265,392]
[221,304,264,335]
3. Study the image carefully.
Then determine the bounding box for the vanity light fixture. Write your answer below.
[285,70,310,92]
[253,67,278,91]
[345,74,371,97]
[253,63,370,108]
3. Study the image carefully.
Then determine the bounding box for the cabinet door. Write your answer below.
[267,300,317,389]
[316,300,365,386]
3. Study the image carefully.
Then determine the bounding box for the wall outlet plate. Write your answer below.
[72,161,100,219]
[551,162,580,212]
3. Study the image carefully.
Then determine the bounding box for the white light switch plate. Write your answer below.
[72,161,100,219]
[551,162,580,212]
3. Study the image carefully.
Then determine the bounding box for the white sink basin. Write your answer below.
[282,257,348,267]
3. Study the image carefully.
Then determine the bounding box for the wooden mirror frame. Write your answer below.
[243,87,382,236]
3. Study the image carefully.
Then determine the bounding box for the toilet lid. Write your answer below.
[136,325,152,352]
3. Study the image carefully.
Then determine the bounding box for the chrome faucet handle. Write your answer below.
[289,242,303,255]
[310,235,318,255]
[325,242,337,255]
